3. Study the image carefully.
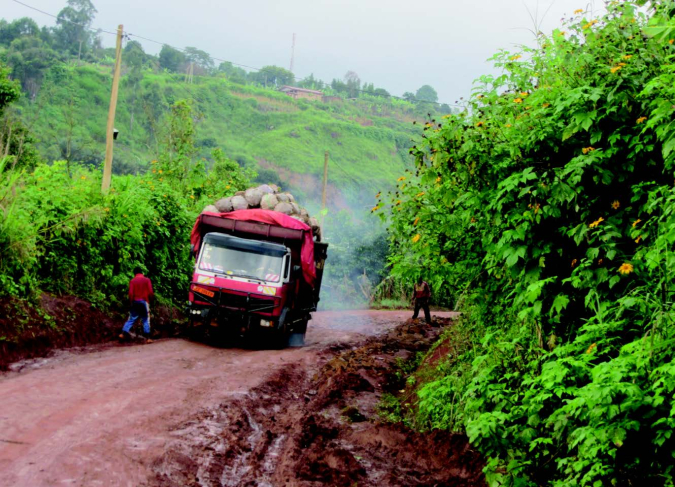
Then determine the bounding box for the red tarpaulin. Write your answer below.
[190,209,316,287]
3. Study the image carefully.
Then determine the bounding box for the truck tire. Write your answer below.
[288,317,308,347]
[187,318,205,342]
[269,307,291,349]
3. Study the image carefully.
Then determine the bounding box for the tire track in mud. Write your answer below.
[151,319,485,487]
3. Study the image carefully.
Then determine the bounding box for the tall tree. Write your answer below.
[54,0,98,57]
[253,65,294,87]
[184,47,214,73]
[124,40,148,70]
[159,45,186,73]
[402,92,416,102]
[344,70,361,98]
[415,84,438,103]
[218,61,247,83]
[0,18,40,46]
[6,37,58,97]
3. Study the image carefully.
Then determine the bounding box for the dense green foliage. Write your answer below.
[383,2,675,484]
[0,96,253,305]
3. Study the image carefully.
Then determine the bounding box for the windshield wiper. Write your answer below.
[235,273,264,282]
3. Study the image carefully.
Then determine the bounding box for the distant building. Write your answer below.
[279,85,323,101]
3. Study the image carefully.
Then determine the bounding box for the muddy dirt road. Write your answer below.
[0,310,477,487]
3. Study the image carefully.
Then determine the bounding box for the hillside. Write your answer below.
[13,62,418,209]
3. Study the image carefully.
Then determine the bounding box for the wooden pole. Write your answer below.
[101,24,123,194]
[321,150,329,210]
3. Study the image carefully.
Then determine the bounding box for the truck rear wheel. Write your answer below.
[288,317,308,347]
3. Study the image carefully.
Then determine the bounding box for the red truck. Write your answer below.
[187,209,328,346]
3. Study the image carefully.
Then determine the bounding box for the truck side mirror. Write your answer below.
[292,265,302,277]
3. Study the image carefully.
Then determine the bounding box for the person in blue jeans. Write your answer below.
[119,266,155,343]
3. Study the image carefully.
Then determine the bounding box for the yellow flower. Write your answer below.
[586,343,597,354]
[505,123,512,128]
[574,8,584,14]
[476,121,485,127]
[520,92,529,97]
[583,20,598,29]
[623,55,632,60]
[611,200,620,210]
[371,205,379,212]
[632,219,641,228]
[610,66,622,74]
[635,236,642,244]
[542,103,550,108]
[670,39,674,45]
[514,98,523,104]
[582,147,595,154]
[152,169,157,174]
[413,217,420,226]
[416,192,425,198]
[190,195,195,199]
[571,259,578,268]
[375,191,381,198]
[159,170,163,174]
[618,263,634,275]
[636,116,647,124]
[412,234,421,243]
[435,176,442,183]
[589,217,604,228]
[397,176,406,182]
[510,55,522,61]
[395,200,402,206]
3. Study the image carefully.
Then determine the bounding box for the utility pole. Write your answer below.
[101,24,123,194]
[321,150,329,210]
[289,33,296,74]
[185,62,194,84]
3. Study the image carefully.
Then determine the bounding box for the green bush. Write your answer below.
[0,100,254,307]
[383,2,675,485]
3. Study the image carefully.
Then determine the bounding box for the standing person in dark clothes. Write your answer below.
[119,266,155,343]
[412,276,432,324]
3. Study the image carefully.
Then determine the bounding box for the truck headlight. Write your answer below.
[260,319,272,327]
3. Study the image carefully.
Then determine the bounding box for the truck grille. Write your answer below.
[191,283,279,312]
[221,293,277,311]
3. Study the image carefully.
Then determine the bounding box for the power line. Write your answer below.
[125,32,263,72]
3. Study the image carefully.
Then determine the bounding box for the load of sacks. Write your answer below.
[202,184,322,241]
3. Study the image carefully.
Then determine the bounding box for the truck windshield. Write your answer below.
[199,237,284,283]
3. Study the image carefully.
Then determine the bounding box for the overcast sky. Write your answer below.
[3,0,601,103]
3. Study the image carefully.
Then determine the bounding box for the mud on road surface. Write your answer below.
[0,310,484,487]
